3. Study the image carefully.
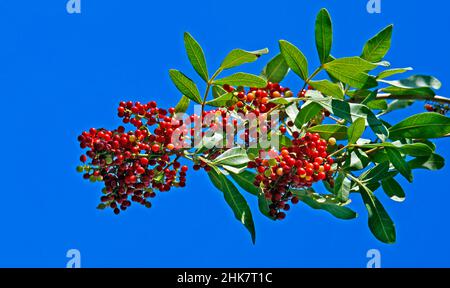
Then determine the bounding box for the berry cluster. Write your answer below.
[425,103,449,115]
[77,101,188,214]
[248,132,335,220]
[224,82,293,114]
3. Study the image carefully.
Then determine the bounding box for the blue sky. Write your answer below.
[0,0,449,267]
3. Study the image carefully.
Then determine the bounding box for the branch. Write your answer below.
[376,93,450,105]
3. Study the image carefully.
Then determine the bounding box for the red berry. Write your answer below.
[151,144,160,152]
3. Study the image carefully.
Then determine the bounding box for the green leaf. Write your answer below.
[334,172,351,202]
[315,8,333,64]
[261,53,290,83]
[367,100,388,110]
[308,124,348,140]
[183,32,209,82]
[279,40,309,80]
[230,171,274,220]
[378,99,414,116]
[358,142,433,157]
[174,96,190,113]
[348,149,370,170]
[309,80,344,99]
[347,117,366,144]
[358,181,396,244]
[208,168,256,243]
[220,48,269,70]
[212,85,228,99]
[213,147,249,167]
[279,135,292,148]
[381,86,436,98]
[399,143,434,157]
[292,102,323,129]
[361,25,393,62]
[323,57,378,88]
[408,153,445,171]
[206,92,237,107]
[377,67,413,80]
[214,72,267,88]
[385,147,412,182]
[389,112,450,139]
[268,97,298,105]
[309,95,389,140]
[291,189,357,220]
[169,69,202,103]
[230,170,259,195]
[381,178,405,202]
[379,75,442,90]
[360,162,390,184]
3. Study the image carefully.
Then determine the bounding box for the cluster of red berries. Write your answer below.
[223,82,294,114]
[425,103,449,115]
[78,82,337,218]
[247,132,334,220]
[77,101,188,214]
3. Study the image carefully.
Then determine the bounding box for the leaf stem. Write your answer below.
[302,66,323,91]
[201,68,223,115]
[328,144,353,158]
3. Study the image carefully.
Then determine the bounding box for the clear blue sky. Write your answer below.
[0,0,449,267]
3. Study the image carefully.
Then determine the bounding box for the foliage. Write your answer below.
[78,8,449,244]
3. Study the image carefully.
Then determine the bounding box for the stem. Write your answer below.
[302,66,323,91]
[328,144,353,158]
[201,68,223,115]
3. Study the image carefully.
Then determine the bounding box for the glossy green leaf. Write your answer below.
[378,99,414,116]
[169,69,202,103]
[291,189,357,220]
[268,97,298,105]
[212,85,228,99]
[206,92,237,107]
[358,142,433,157]
[361,25,393,62]
[308,124,348,140]
[358,181,396,244]
[315,8,333,64]
[208,168,256,243]
[221,48,269,70]
[389,112,450,139]
[309,95,389,140]
[309,80,344,99]
[381,178,405,202]
[279,40,309,80]
[408,153,445,171]
[377,67,413,80]
[214,72,267,88]
[334,172,351,202]
[184,32,209,82]
[381,86,436,98]
[348,149,371,170]
[380,75,442,90]
[385,147,412,182]
[261,53,290,83]
[323,57,378,88]
[213,147,249,167]
[348,117,366,144]
[292,102,323,128]
[367,100,388,110]
[230,171,274,220]
[174,96,190,113]
[360,162,390,184]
